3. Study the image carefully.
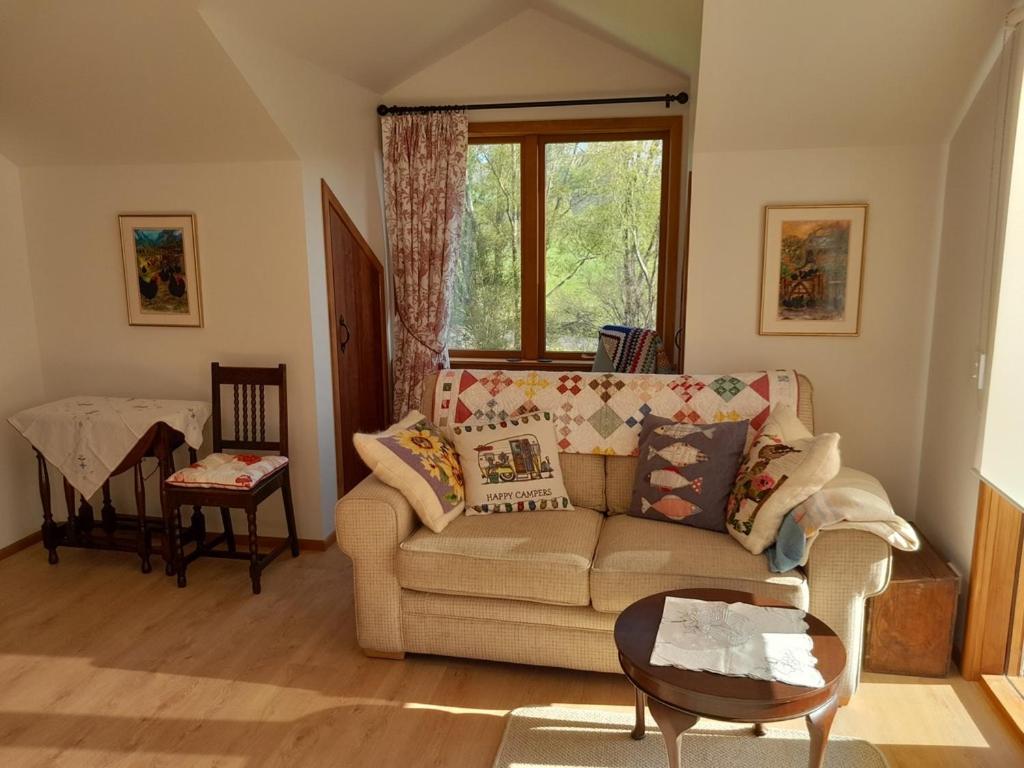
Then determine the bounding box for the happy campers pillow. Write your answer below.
[726,406,841,554]
[353,411,465,533]
[452,412,572,514]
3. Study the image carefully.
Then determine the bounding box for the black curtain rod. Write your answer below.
[376,91,688,117]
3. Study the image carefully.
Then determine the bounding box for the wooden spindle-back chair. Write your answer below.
[163,363,298,594]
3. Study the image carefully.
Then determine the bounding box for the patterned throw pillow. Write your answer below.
[451,412,573,514]
[628,417,748,531]
[726,406,841,554]
[353,411,465,533]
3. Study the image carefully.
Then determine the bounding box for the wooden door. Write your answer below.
[322,180,390,496]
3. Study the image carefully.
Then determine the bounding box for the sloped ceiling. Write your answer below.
[384,8,688,103]
[0,0,295,165]
[200,0,699,93]
[695,0,1013,152]
[201,0,530,93]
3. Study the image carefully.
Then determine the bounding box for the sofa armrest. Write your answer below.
[804,529,892,702]
[335,474,420,655]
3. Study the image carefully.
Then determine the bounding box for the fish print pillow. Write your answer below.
[628,416,749,531]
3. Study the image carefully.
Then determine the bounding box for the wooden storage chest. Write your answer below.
[864,529,959,677]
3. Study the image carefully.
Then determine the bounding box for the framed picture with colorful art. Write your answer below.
[759,203,867,336]
[118,213,203,327]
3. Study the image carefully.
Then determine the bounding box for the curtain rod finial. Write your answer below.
[676,91,689,105]
[377,104,390,116]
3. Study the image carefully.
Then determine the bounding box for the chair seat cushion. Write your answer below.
[166,453,288,490]
[590,514,807,613]
[398,507,603,606]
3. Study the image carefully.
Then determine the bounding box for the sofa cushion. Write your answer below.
[590,514,808,613]
[398,507,603,606]
[606,456,638,514]
[560,453,606,511]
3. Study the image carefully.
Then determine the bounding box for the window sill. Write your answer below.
[449,357,593,372]
[981,675,1024,745]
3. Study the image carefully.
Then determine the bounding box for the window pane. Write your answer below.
[544,139,663,353]
[450,143,522,351]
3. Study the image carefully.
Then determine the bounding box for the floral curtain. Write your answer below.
[381,112,468,421]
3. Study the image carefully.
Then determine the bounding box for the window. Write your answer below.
[450,117,683,368]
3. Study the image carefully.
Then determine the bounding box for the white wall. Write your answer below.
[686,145,946,515]
[0,153,46,549]
[18,160,325,539]
[202,9,389,528]
[916,41,1012,610]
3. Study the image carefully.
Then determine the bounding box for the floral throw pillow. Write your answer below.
[726,406,841,554]
[452,412,573,514]
[353,411,465,533]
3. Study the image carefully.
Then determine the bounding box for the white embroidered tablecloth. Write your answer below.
[8,397,211,499]
[650,596,826,688]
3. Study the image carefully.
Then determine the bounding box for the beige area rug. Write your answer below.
[492,706,888,768]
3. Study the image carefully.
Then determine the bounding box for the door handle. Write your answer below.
[338,315,351,353]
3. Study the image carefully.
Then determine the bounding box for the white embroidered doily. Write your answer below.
[650,596,826,688]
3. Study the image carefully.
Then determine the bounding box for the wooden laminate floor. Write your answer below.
[0,544,1021,767]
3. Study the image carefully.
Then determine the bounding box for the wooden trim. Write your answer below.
[521,135,541,361]
[962,481,1024,679]
[321,179,390,497]
[469,116,683,138]
[981,675,1024,745]
[464,116,685,366]
[449,357,592,372]
[0,530,42,562]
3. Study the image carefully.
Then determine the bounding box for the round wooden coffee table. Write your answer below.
[614,588,846,768]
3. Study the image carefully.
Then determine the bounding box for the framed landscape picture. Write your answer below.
[759,203,867,336]
[119,213,203,327]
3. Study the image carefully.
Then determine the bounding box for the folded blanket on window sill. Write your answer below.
[766,466,919,573]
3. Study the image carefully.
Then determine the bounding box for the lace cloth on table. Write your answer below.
[8,397,211,499]
[650,597,826,688]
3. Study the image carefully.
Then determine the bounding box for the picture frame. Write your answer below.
[119,213,203,327]
[759,203,867,336]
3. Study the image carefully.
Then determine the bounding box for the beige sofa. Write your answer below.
[335,373,892,702]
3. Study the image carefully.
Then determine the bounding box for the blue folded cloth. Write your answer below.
[765,510,807,573]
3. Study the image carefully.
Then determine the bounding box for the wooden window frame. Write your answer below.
[451,116,684,370]
[962,480,1024,740]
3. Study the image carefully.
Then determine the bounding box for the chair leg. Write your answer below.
[246,503,261,595]
[190,506,206,552]
[220,507,236,553]
[174,504,188,589]
[282,470,299,558]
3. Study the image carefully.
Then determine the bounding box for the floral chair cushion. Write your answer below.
[726,405,840,554]
[354,411,465,533]
[167,453,288,490]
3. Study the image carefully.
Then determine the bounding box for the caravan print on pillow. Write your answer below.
[452,412,572,514]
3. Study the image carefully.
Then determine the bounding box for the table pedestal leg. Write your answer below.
[62,479,79,546]
[101,482,117,534]
[157,431,177,576]
[35,451,58,564]
[806,695,838,768]
[631,687,646,740]
[133,463,151,573]
[647,698,698,768]
[78,497,94,536]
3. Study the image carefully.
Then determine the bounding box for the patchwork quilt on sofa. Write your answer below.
[431,369,800,456]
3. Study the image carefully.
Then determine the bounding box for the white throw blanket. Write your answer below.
[9,396,211,499]
[767,467,919,572]
[650,596,825,688]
